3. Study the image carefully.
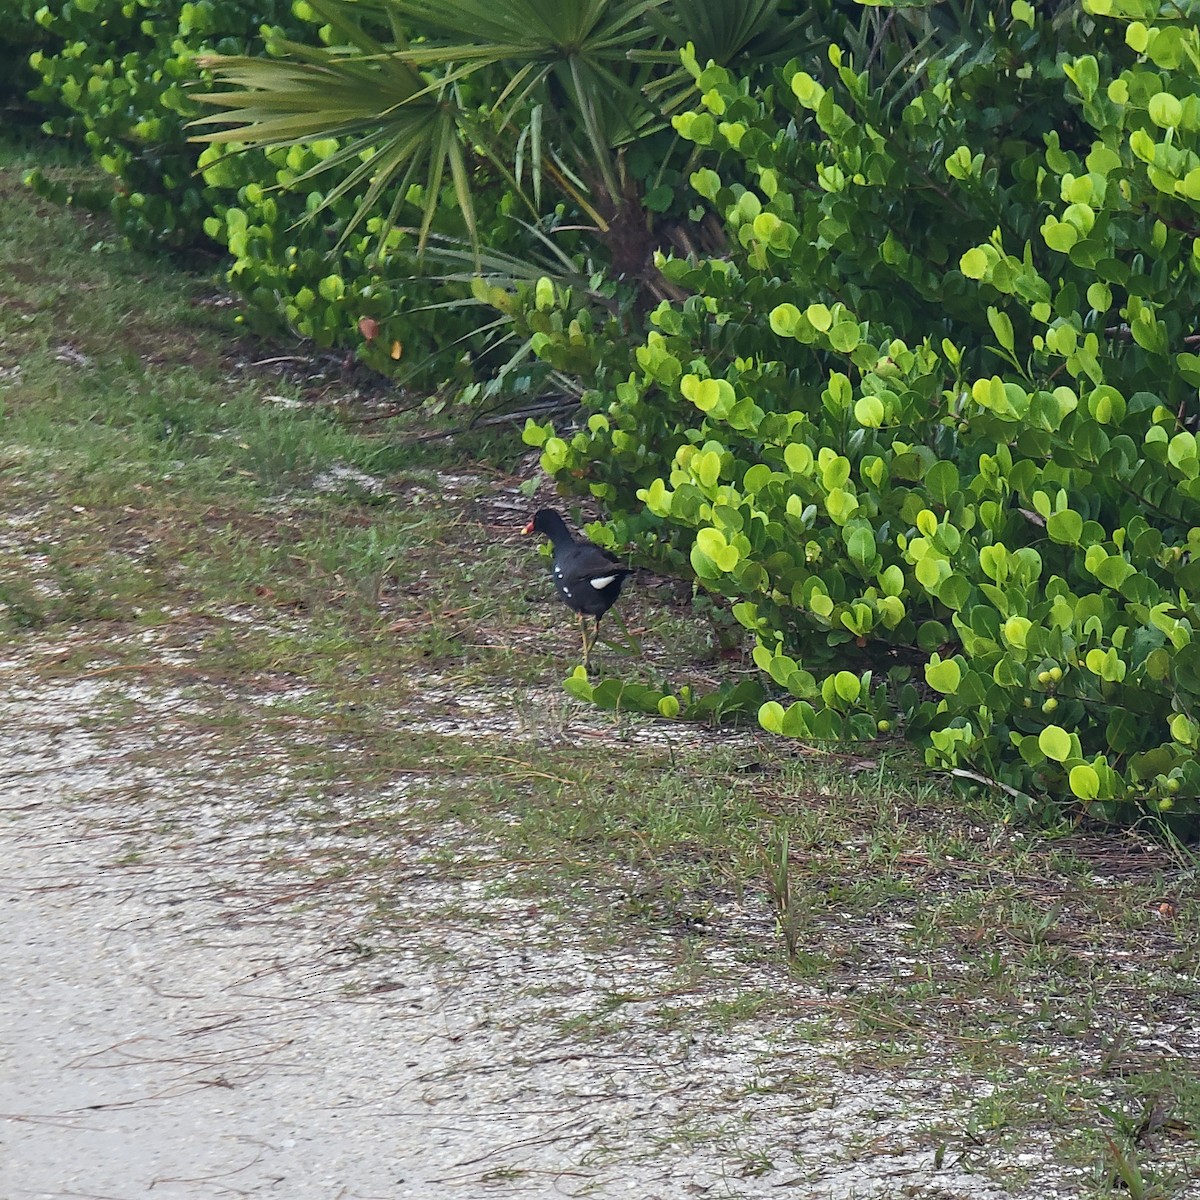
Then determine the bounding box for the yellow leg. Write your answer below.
[585,616,600,674]
[579,614,597,674]
[578,611,590,670]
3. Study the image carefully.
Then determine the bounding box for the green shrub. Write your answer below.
[197,137,545,391]
[23,0,305,247]
[16,0,1029,398]
[523,0,1200,833]
[18,1,522,387]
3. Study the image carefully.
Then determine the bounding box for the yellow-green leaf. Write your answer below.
[960,247,989,279]
[1069,764,1100,800]
[925,656,961,694]
[1038,725,1072,762]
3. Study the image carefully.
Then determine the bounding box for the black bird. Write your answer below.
[523,508,631,671]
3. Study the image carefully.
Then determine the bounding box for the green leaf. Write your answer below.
[695,526,740,572]
[684,377,735,415]
[805,303,832,332]
[1170,713,1196,745]
[847,525,875,566]
[825,487,859,525]
[1095,557,1136,589]
[1148,92,1183,128]
[691,168,721,200]
[758,700,785,734]
[876,595,905,627]
[925,656,962,694]
[1038,725,1072,762]
[790,71,823,108]
[810,708,844,740]
[318,274,345,301]
[918,621,950,651]
[925,460,959,506]
[1180,168,1200,202]
[780,701,813,736]
[563,666,593,702]
[743,464,772,495]
[1003,616,1032,648]
[1069,764,1100,800]
[938,574,971,610]
[960,247,988,279]
[1106,710,1141,753]
[644,183,673,213]
[769,304,801,337]
[695,526,727,560]
[833,670,860,703]
[854,395,885,427]
[809,591,834,619]
[1065,54,1099,101]
[767,653,799,686]
[1087,281,1112,311]
[522,418,550,447]
[1046,509,1083,545]
[784,442,814,475]
[828,321,861,353]
[987,307,1014,351]
[1088,386,1126,424]
[1085,647,1125,682]
[1042,219,1078,253]
[695,449,721,487]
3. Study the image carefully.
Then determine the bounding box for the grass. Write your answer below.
[2,130,1198,1198]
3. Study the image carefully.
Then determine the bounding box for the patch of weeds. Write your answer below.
[555,1009,629,1042]
[736,1147,775,1178]
[0,580,51,629]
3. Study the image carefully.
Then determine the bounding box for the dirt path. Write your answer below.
[0,666,1028,1200]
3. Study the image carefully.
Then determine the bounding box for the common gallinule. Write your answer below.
[523,508,631,672]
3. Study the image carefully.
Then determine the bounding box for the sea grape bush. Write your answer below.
[524,0,1200,832]
[197,138,521,389]
[23,0,305,247]
[14,0,1030,397]
[18,0,512,387]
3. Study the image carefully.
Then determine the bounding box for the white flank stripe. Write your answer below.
[589,574,617,589]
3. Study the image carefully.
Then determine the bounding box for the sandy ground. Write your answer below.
[0,672,1045,1200]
